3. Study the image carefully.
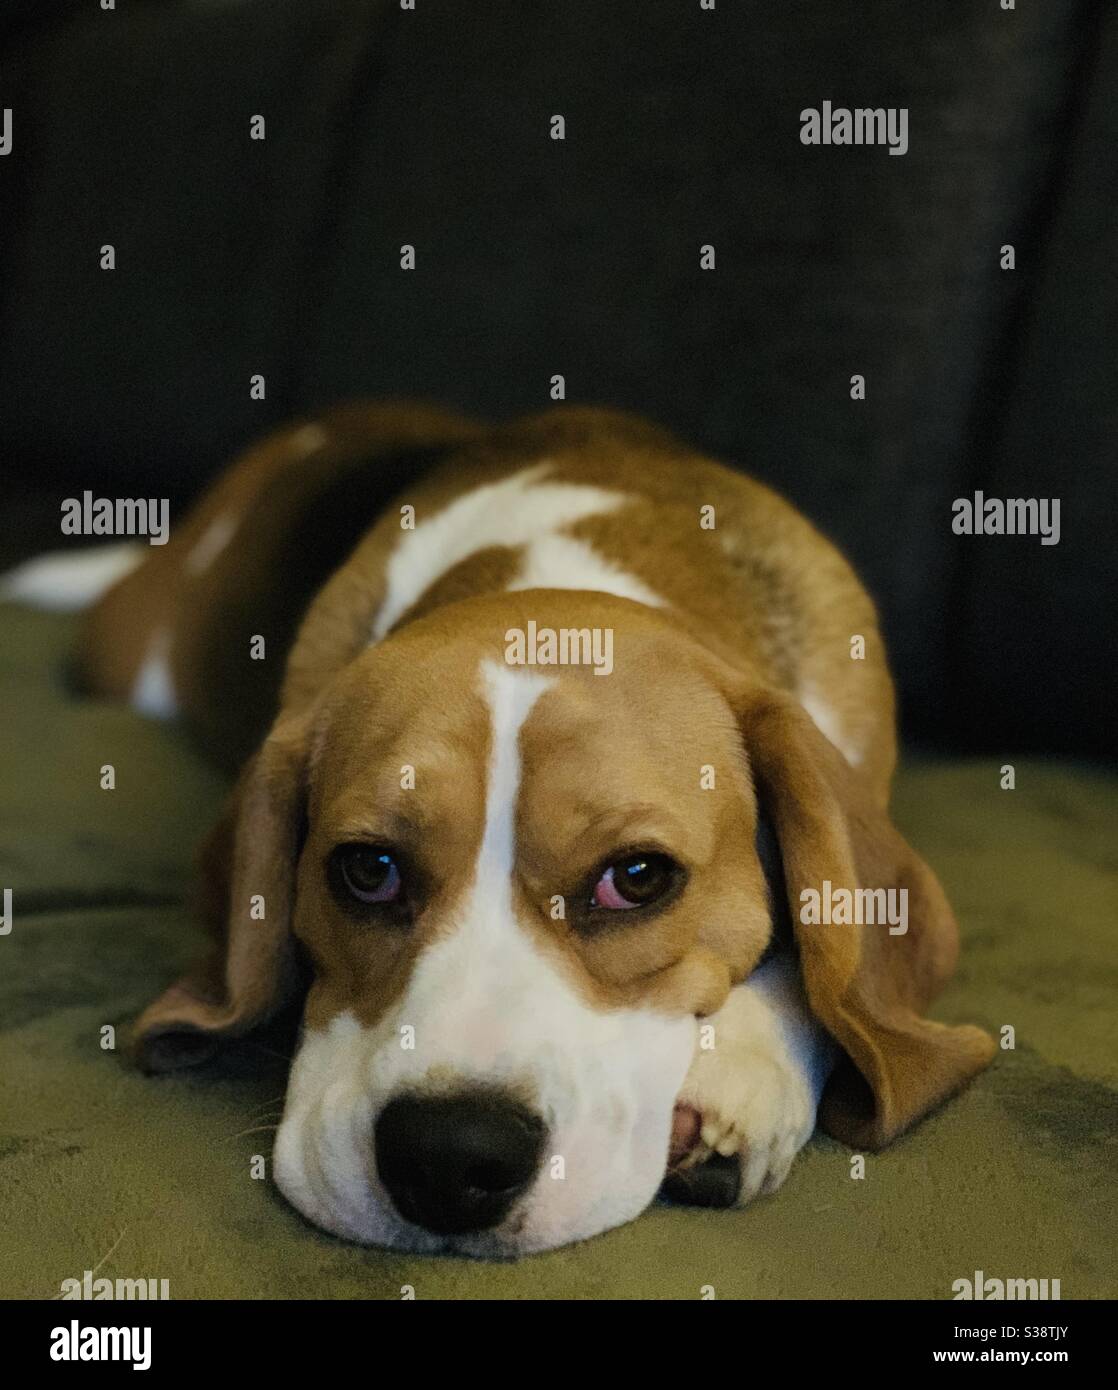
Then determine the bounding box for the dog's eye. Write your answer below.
[336,845,402,904]
[591,852,677,910]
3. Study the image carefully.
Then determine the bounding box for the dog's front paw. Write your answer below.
[664,979,817,1208]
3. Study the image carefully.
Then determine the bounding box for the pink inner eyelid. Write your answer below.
[591,864,640,910]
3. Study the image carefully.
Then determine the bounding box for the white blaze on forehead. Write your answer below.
[371,463,662,640]
[475,659,555,907]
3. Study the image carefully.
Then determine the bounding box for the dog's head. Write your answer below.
[135,590,992,1255]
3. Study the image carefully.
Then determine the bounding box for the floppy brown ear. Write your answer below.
[740,688,995,1149]
[133,711,310,1072]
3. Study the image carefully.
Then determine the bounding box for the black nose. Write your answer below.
[375,1090,546,1235]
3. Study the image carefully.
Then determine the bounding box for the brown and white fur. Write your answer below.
[4,403,994,1256]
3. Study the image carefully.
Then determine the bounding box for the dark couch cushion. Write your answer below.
[0,0,394,499]
[949,1,1118,758]
[0,0,1109,755]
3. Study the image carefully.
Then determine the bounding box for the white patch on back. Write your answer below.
[371,464,662,640]
[799,685,862,767]
[130,627,179,719]
[506,532,662,608]
[184,512,239,576]
[0,543,143,611]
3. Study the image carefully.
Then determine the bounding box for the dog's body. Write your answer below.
[15,403,994,1255]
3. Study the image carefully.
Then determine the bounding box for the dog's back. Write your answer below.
[73,401,896,795]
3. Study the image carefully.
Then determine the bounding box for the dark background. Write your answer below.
[0,0,1113,755]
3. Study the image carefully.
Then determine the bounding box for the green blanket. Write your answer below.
[1,605,1114,1299]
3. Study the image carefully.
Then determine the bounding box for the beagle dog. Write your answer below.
[26,403,995,1255]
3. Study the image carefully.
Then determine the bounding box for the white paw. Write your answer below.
[674,977,817,1205]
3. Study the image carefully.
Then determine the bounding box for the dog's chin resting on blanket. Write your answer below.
[11,402,995,1256]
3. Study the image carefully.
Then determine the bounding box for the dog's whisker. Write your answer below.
[227,1123,280,1141]
[50,1227,128,1299]
[246,1097,287,1117]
